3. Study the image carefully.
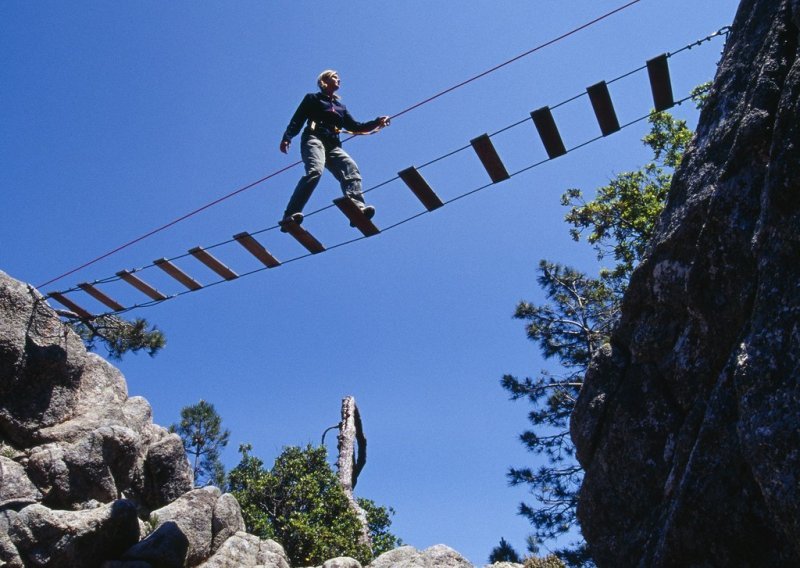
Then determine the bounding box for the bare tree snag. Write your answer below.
[337,395,372,552]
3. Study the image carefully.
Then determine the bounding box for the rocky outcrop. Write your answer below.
[129,487,236,566]
[571,0,800,566]
[198,532,290,568]
[0,270,515,567]
[0,270,284,567]
[302,545,507,568]
[10,501,139,568]
[0,457,41,509]
[367,545,474,568]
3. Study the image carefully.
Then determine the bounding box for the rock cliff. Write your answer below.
[571,0,800,565]
[0,269,513,567]
[0,269,253,567]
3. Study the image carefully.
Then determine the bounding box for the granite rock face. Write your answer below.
[571,0,800,566]
[0,270,285,567]
[367,545,474,568]
[9,501,140,568]
[197,532,290,568]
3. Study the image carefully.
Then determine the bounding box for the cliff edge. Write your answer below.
[572,0,800,565]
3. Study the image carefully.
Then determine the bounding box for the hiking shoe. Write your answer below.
[350,205,376,227]
[280,212,303,232]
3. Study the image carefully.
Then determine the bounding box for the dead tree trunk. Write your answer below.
[337,395,371,552]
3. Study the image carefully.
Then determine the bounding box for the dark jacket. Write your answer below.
[282,92,382,144]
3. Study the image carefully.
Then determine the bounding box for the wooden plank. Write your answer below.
[398,167,443,211]
[189,247,238,280]
[470,134,510,183]
[116,270,167,301]
[278,220,326,254]
[234,232,281,268]
[78,282,125,311]
[48,292,94,319]
[647,53,674,111]
[587,81,620,136]
[154,258,203,290]
[333,197,380,237]
[530,106,567,159]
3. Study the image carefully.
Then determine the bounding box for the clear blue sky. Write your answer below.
[1,1,739,563]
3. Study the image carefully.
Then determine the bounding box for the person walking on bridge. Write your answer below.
[279,70,390,230]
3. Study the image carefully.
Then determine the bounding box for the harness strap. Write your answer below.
[308,120,387,137]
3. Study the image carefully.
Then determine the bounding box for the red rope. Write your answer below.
[390,0,642,121]
[38,0,641,290]
[37,161,301,288]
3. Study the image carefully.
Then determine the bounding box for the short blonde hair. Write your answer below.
[317,69,338,90]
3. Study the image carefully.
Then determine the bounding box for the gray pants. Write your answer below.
[283,133,365,216]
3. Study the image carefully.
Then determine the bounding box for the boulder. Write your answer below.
[35,353,131,445]
[419,545,474,568]
[322,557,362,568]
[27,425,139,509]
[211,492,246,553]
[135,432,194,511]
[0,510,23,567]
[129,486,219,566]
[122,396,156,440]
[197,531,290,568]
[8,500,139,568]
[0,456,41,509]
[122,520,190,568]
[0,273,88,447]
[368,544,472,568]
[367,545,419,568]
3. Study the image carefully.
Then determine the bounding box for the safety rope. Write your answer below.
[62,96,696,319]
[37,0,644,290]
[47,27,729,312]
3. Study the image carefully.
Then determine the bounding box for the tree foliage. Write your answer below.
[358,497,402,558]
[503,102,698,565]
[562,109,693,281]
[514,262,622,368]
[70,314,165,360]
[169,400,230,487]
[501,263,616,565]
[559,81,710,284]
[524,555,567,568]
[490,537,522,563]
[228,444,400,566]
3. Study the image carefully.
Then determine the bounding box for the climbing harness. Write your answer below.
[308,119,390,137]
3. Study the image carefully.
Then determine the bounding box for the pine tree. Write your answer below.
[170,400,230,487]
[489,537,522,563]
[69,314,165,360]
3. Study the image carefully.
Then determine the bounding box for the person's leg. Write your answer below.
[326,146,367,207]
[283,135,326,218]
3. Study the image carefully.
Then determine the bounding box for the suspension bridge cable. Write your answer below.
[57,89,700,320]
[37,0,645,290]
[47,27,729,301]
[387,0,643,120]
